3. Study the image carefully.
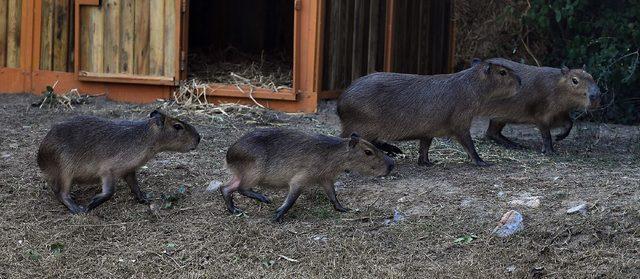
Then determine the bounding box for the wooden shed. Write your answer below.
[0,0,454,113]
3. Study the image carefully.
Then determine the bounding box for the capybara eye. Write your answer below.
[173,123,184,130]
[499,69,507,76]
[364,150,373,156]
[572,77,579,85]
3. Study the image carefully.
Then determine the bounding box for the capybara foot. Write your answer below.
[474,160,493,167]
[417,159,435,167]
[333,204,350,213]
[487,134,525,150]
[69,205,88,214]
[135,192,150,204]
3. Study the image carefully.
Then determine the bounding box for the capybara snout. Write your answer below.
[346,133,395,177]
[150,110,201,152]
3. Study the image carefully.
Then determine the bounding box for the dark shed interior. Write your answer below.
[188,0,294,88]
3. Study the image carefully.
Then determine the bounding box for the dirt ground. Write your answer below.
[0,93,638,278]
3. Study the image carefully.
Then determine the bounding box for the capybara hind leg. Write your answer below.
[124,172,148,204]
[87,176,116,211]
[457,133,491,167]
[274,187,302,222]
[220,175,242,214]
[555,119,573,141]
[486,120,524,149]
[372,140,403,156]
[238,188,271,204]
[538,124,556,155]
[52,177,86,214]
[418,137,434,166]
[322,180,349,212]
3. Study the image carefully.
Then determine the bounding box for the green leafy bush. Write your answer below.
[521,0,640,124]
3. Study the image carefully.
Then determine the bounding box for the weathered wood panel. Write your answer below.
[40,0,54,70]
[322,0,387,91]
[104,0,120,73]
[6,0,21,68]
[53,0,70,72]
[120,0,134,74]
[163,0,175,77]
[0,0,10,67]
[78,0,178,79]
[133,0,150,75]
[148,0,164,75]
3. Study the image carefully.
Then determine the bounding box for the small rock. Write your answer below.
[567,203,588,215]
[384,208,406,225]
[1,152,11,159]
[493,210,523,237]
[206,180,223,192]
[506,265,516,273]
[509,196,541,208]
[311,235,328,243]
[497,191,506,198]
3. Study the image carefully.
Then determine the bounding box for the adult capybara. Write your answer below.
[220,128,395,222]
[337,59,521,166]
[483,58,601,154]
[37,110,201,214]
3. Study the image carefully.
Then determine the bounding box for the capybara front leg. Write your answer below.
[486,120,524,149]
[124,172,148,204]
[457,133,491,167]
[538,125,556,155]
[52,177,86,214]
[87,176,116,211]
[274,186,302,222]
[322,180,349,212]
[418,137,434,166]
[555,119,573,141]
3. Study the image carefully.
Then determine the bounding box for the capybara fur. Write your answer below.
[483,58,601,154]
[337,59,521,166]
[220,128,395,222]
[37,110,201,214]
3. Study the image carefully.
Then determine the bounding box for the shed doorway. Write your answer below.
[187,0,295,92]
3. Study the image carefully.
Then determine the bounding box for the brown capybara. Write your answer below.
[483,58,601,154]
[337,59,522,167]
[37,110,201,214]
[220,128,395,222]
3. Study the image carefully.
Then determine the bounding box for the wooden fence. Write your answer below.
[75,0,177,78]
[0,0,22,68]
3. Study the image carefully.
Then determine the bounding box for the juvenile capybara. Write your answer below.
[220,128,395,222]
[483,58,601,154]
[337,59,521,166]
[37,110,201,213]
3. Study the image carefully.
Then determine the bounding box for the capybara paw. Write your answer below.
[541,148,557,155]
[334,205,350,212]
[69,206,88,214]
[555,134,569,141]
[273,211,286,222]
[417,160,434,167]
[136,192,150,204]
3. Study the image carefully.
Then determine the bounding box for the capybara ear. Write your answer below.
[150,110,166,127]
[561,66,570,75]
[484,63,492,75]
[349,133,360,148]
[471,58,482,66]
[582,64,587,70]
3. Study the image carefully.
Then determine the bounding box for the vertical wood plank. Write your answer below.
[367,0,380,73]
[80,7,91,71]
[351,0,365,80]
[67,0,74,71]
[119,0,134,74]
[40,0,53,70]
[163,0,175,77]
[149,0,164,75]
[52,0,69,71]
[327,0,339,89]
[134,0,150,75]
[0,0,8,67]
[6,0,21,68]
[89,6,104,72]
[103,0,120,73]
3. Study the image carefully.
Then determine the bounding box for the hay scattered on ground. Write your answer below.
[31,82,93,109]
[188,47,292,92]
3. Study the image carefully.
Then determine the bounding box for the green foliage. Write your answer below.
[522,0,640,124]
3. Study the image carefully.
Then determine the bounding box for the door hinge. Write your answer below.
[294,0,302,11]
[181,0,187,13]
[180,50,187,71]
